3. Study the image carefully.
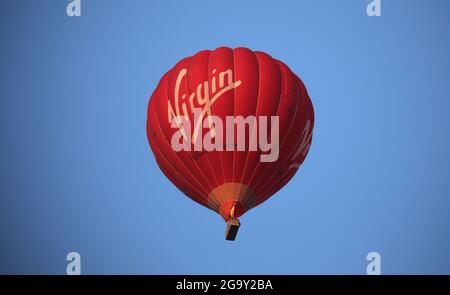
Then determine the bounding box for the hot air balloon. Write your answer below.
[146,47,314,240]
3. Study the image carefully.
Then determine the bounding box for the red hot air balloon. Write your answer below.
[146,47,314,240]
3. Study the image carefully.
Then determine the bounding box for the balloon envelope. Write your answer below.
[146,47,314,232]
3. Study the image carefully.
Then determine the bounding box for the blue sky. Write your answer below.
[0,0,449,274]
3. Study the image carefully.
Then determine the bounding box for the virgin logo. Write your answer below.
[168,68,279,163]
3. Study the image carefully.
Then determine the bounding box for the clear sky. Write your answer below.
[0,0,449,274]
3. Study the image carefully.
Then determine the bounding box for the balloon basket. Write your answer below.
[225,219,240,241]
